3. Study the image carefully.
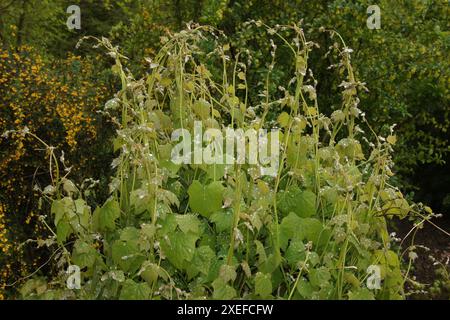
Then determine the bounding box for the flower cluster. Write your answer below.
[0,203,11,300]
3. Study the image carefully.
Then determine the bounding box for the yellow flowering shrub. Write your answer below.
[0,203,11,300]
[0,46,111,297]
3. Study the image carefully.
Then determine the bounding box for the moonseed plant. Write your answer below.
[18,23,434,300]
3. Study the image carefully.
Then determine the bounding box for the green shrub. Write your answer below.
[18,24,433,300]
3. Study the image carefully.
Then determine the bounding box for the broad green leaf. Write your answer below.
[277,112,290,127]
[120,227,140,246]
[111,239,144,273]
[176,214,200,234]
[255,272,272,298]
[119,279,151,300]
[336,138,364,160]
[192,99,211,120]
[200,163,226,180]
[186,245,216,279]
[344,272,361,288]
[160,230,198,270]
[309,267,331,288]
[51,197,72,226]
[56,220,71,243]
[300,218,325,244]
[296,277,313,298]
[139,261,160,285]
[296,190,316,218]
[72,240,98,269]
[277,186,316,218]
[159,214,178,234]
[280,214,329,250]
[20,278,47,298]
[210,210,233,232]
[159,144,180,174]
[279,212,302,250]
[212,278,236,300]
[285,240,306,267]
[219,264,237,283]
[374,249,400,268]
[52,198,90,242]
[93,198,120,232]
[259,253,281,274]
[254,240,267,264]
[107,270,125,283]
[348,288,375,300]
[129,189,151,215]
[158,189,180,208]
[140,224,156,240]
[73,198,90,231]
[188,180,224,218]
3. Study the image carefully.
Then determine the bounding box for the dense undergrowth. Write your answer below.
[15,24,437,300]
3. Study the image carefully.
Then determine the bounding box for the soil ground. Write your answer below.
[391,215,450,300]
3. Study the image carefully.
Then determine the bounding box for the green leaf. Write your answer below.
[277,186,300,216]
[277,112,290,127]
[277,186,316,218]
[159,190,180,208]
[259,253,281,274]
[93,198,120,232]
[73,198,90,231]
[111,239,144,273]
[159,144,181,174]
[51,197,72,226]
[72,240,98,269]
[107,270,125,283]
[120,227,140,246]
[176,214,200,234]
[344,272,361,288]
[375,249,400,268]
[139,261,160,285]
[129,189,151,215]
[279,212,302,250]
[285,240,306,267]
[255,272,272,298]
[280,214,329,250]
[56,220,71,243]
[296,277,313,298]
[52,198,91,242]
[212,278,236,300]
[348,288,375,300]
[160,230,198,270]
[300,218,325,244]
[254,240,268,264]
[119,279,151,300]
[20,278,47,298]
[141,223,156,239]
[186,245,216,279]
[200,163,226,180]
[219,264,237,283]
[309,267,331,288]
[159,214,178,234]
[210,210,233,232]
[192,99,211,120]
[188,180,224,218]
[336,138,364,160]
[297,190,316,218]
